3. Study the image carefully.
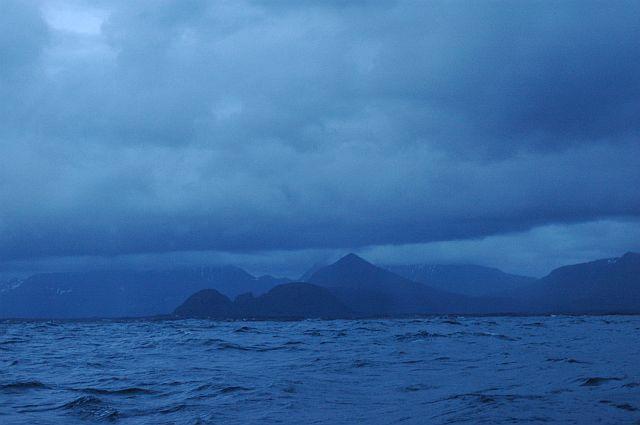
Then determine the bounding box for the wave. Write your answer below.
[0,337,28,345]
[0,380,49,392]
[580,377,624,387]
[454,331,518,341]
[216,342,298,352]
[546,357,587,364]
[74,387,156,395]
[2,316,639,424]
[599,400,638,411]
[443,392,547,405]
[60,395,120,421]
[216,342,252,351]
[395,330,518,342]
[219,386,251,394]
[159,403,188,414]
[233,326,261,333]
[395,331,447,341]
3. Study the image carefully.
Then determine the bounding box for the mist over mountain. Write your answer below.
[0,267,288,319]
[1,252,639,319]
[181,253,640,318]
[520,252,640,314]
[305,254,503,316]
[386,264,535,297]
[298,263,328,282]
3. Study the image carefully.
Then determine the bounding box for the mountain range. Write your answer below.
[175,252,640,318]
[0,267,288,319]
[1,252,639,319]
[174,283,351,319]
[386,264,534,297]
[521,252,640,314]
[303,253,488,315]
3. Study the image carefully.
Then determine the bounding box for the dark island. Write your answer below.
[174,282,352,319]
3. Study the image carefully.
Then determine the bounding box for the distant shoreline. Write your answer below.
[3,311,639,323]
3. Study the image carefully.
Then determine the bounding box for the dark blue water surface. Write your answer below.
[1,316,639,424]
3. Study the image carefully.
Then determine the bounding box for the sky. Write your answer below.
[1,0,639,278]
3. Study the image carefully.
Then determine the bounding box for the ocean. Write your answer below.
[1,316,639,424]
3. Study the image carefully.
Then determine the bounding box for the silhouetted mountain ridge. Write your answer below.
[307,253,500,315]
[2,252,639,319]
[386,263,534,297]
[0,267,289,319]
[521,251,640,313]
[174,283,351,319]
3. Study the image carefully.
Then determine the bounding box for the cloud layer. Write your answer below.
[1,0,639,265]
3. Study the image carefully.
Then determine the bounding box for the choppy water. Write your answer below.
[1,316,639,424]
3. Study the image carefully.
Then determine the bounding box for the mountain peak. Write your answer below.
[335,253,371,268]
[619,252,640,264]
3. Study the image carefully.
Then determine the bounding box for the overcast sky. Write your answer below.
[1,0,639,278]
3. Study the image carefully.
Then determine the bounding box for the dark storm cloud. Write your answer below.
[0,2,48,74]
[0,0,639,261]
